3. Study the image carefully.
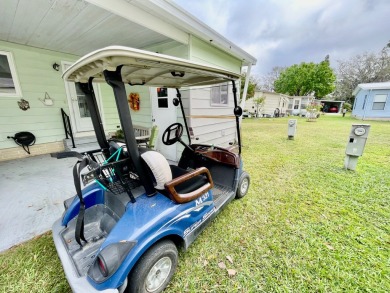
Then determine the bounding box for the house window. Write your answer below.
[0,51,22,97]
[211,84,228,106]
[372,94,387,110]
[294,100,300,109]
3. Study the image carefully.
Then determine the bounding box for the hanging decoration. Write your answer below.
[17,98,30,111]
[39,92,54,106]
[128,92,140,111]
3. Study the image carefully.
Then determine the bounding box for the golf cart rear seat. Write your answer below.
[141,151,214,204]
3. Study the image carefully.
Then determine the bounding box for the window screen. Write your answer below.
[372,94,387,110]
[157,88,168,97]
[211,84,228,106]
[158,98,168,108]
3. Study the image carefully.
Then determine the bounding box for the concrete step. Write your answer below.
[64,135,98,147]
[64,136,100,153]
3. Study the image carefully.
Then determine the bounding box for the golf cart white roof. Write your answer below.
[63,46,241,88]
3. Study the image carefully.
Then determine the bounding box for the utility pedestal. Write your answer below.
[344,124,370,171]
[287,119,297,140]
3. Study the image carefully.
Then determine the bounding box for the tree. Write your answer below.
[274,59,336,98]
[343,102,352,111]
[259,66,285,92]
[334,44,390,102]
[253,96,265,117]
[240,72,258,100]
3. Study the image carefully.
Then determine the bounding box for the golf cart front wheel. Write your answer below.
[126,240,178,293]
[236,171,250,199]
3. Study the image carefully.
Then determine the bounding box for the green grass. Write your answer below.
[1,115,389,292]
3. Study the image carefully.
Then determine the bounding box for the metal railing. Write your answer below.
[61,108,76,148]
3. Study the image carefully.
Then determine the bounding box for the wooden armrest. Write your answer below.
[164,167,214,204]
[195,148,240,168]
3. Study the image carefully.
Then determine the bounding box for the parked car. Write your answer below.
[242,110,252,118]
[52,46,250,293]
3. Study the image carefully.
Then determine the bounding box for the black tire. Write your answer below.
[236,171,250,199]
[126,240,178,293]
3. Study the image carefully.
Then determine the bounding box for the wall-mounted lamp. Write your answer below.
[52,62,60,71]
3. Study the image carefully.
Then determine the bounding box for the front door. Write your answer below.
[293,98,301,115]
[151,87,177,161]
[62,62,101,133]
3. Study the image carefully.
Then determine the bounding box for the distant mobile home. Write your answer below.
[245,91,289,117]
[286,96,314,116]
[286,96,344,116]
[352,81,390,120]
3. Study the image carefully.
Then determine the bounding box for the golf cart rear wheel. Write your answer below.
[126,240,178,293]
[236,171,250,199]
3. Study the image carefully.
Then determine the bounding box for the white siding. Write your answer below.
[247,91,290,117]
[185,85,236,148]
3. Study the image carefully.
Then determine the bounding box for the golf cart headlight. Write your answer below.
[88,241,136,283]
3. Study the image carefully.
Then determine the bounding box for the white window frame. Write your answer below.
[0,51,22,97]
[372,94,387,110]
[210,83,229,106]
[288,99,293,109]
[293,99,300,109]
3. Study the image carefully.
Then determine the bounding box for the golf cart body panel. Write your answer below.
[58,187,216,291]
[52,46,248,292]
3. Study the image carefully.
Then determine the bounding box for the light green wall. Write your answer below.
[144,41,188,59]
[190,36,242,73]
[125,85,152,128]
[0,41,78,149]
[0,38,242,156]
[99,83,120,133]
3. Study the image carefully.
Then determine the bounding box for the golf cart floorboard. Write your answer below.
[60,204,121,276]
[212,184,235,209]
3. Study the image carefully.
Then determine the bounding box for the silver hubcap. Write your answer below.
[145,256,172,292]
[240,178,249,194]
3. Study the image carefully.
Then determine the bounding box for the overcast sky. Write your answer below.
[173,0,390,76]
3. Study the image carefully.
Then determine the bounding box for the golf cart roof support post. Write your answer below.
[77,80,109,151]
[176,88,191,145]
[240,64,252,112]
[103,67,156,196]
[232,80,242,155]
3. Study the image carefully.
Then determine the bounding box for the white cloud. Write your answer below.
[174,0,390,75]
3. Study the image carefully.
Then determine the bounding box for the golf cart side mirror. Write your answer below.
[172,98,180,106]
[234,106,243,117]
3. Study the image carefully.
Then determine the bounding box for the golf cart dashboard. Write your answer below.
[193,144,239,168]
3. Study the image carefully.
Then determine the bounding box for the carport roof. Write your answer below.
[0,0,256,66]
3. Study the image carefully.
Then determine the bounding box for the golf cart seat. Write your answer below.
[141,151,213,204]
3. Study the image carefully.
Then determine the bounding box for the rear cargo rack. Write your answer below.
[81,149,140,202]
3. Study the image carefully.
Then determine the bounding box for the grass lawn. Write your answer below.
[1,115,389,292]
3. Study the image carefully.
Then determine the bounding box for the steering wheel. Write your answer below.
[162,123,184,145]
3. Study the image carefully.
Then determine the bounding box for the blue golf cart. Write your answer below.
[52,46,250,293]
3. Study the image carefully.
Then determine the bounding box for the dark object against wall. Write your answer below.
[7,132,36,154]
